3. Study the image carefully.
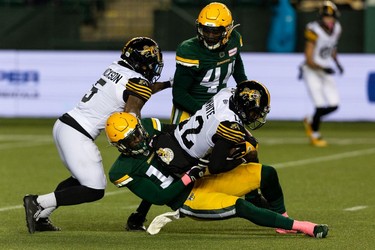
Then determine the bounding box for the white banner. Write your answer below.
[0,50,374,121]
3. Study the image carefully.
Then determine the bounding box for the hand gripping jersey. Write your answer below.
[67,61,152,139]
[174,87,247,159]
[173,30,247,114]
[304,21,342,68]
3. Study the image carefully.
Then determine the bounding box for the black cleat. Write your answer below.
[313,224,329,238]
[35,217,61,232]
[126,212,146,231]
[23,195,42,234]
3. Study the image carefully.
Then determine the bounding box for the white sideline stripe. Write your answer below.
[2,148,374,213]
[0,205,23,212]
[343,206,368,211]
[272,147,375,169]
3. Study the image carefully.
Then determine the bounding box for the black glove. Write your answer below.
[187,165,206,182]
[197,158,209,168]
[229,141,256,160]
[322,67,335,74]
[126,212,146,231]
[336,63,344,75]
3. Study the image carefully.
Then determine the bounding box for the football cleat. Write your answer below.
[146,210,180,235]
[35,217,61,232]
[313,224,329,238]
[303,118,313,137]
[126,212,147,231]
[23,194,42,234]
[310,137,328,147]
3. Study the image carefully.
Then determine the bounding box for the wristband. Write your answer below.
[181,174,192,186]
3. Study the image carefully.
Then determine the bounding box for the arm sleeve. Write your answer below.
[233,54,248,85]
[172,64,202,114]
[126,177,188,205]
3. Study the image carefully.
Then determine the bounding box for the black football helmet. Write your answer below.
[319,1,340,19]
[121,37,163,83]
[230,80,271,130]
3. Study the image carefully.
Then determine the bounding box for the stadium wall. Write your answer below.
[0,51,374,121]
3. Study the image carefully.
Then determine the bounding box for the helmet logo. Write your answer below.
[240,88,261,107]
[141,45,159,58]
[230,123,240,130]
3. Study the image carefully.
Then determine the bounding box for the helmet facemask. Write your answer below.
[197,23,232,50]
[196,2,236,50]
[111,124,149,156]
[105,112,150,156]
[318,0,340,31]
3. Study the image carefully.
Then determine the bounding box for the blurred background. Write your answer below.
[0,0,372,52]
[1,0,374,120]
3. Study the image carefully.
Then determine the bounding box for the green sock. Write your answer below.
[235,199,293,229]
[260,165,286,214]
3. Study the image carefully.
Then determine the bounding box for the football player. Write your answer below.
[127,2,250,230]
[171,80,270,174]
[127,80,270,231]
[105,112,329,238]
[22,37,171,234]
[171,2,248,124]
[301,1,343,147]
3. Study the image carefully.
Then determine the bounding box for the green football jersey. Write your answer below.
[172,30,248,114]
[108,118,191,210]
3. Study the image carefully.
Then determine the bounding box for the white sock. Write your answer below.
[38,207,56,219]
[312,131,321,139]
[305,116,312,124]
[37,193,57,208]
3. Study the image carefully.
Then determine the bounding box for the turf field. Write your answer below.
[0,118,374,250]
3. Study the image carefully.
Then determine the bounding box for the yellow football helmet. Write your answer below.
[105,112,149,156]
[196,2,238,50]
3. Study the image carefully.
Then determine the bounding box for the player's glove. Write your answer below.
[126,212,146,231]
[322,67,335,74]
[229,141,255,160]
[187,165,206,182]
[181,163,207,185]
[197,157,209,168]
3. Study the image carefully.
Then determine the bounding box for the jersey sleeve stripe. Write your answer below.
[305,29,318,42]
[176,56,199,68]
[126,82,152,100]
[113,175,133,187]
[216,124,244,143]
[151,118,162,131]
